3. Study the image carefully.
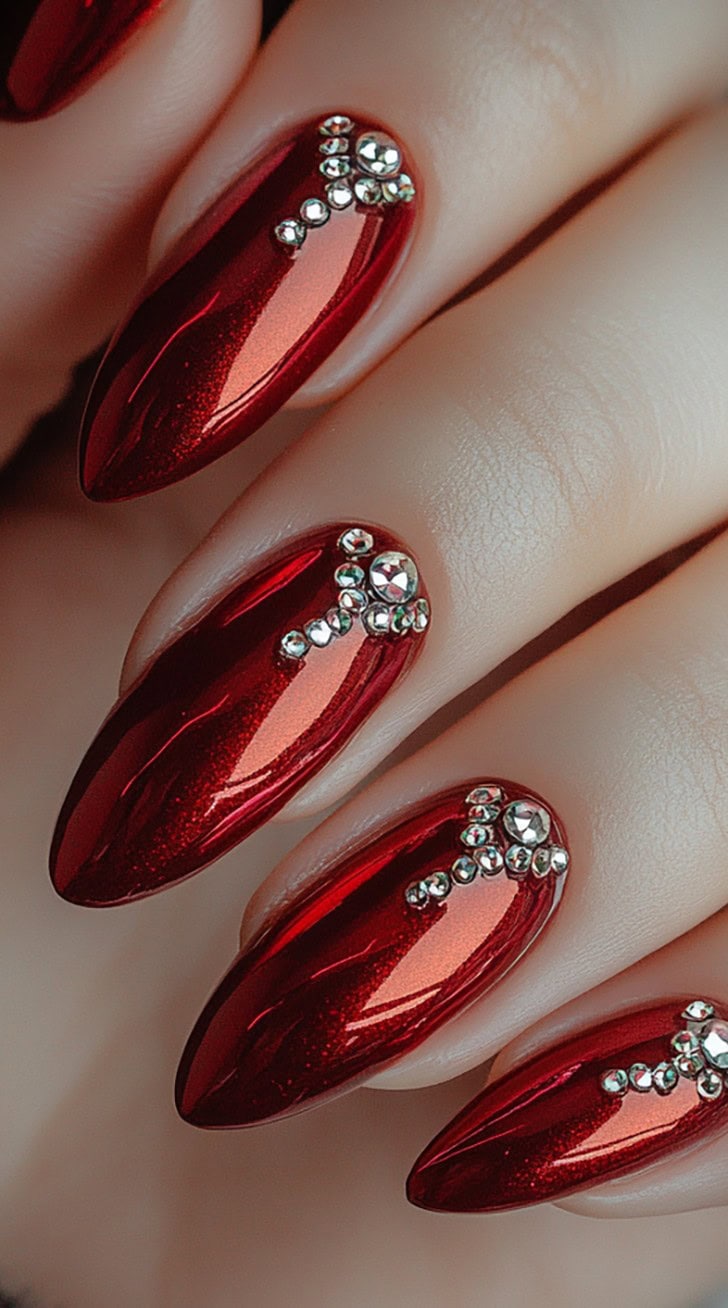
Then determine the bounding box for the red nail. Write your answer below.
[1,0,163,121]
[50,525,429,906]
[407,997,728,1213]
[175,781,568,1128]
[79,114,417,500]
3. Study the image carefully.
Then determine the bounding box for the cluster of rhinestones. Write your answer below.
[279,527,429,661]
[600,1001,728,1103]
[404,786,568,909]
[274,115,416,248]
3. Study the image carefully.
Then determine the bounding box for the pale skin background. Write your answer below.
[1,1,728,1304]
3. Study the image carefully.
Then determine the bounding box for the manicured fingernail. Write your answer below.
[50,525,429,906]
[175,781,568,1128]
[1,1,163,121]
[79,113,418,499]
[407,997,728,1213]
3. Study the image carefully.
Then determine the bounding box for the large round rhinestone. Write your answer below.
[355,131,402,177]
[701,1019,728,1070]
[369,552,418,604]
[503,800,551,847]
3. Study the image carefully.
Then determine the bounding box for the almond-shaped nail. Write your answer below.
[79,113,417,499]
[1,1,163,122]
[407,997,728,1213]
[174,781,568,1128]
[50,525,429,906]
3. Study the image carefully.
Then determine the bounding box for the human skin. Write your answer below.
[1,1,728,1305]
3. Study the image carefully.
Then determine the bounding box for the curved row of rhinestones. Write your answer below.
[279,527,429,662]
[274,114,416,249]
[405,786,569,909]
[600,1001,728,1102]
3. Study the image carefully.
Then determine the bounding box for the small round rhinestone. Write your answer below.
[477,845,504,876]
[505,845,532,877]
[355,131,402,177]
[275,219,306,248]
[326,181,354,210]
[468,803,500,823]
[390,605,414,634]
[701,1019,728,1070]
[382,172,416,203]
[369,552,418,604]
[320,156,351,179]
[451,855,478,884]
[405,880,429,909]
[338,528,374,556]
[326,607,352,637]
[280,630,308,659]
[675,1052,704,1079]
[334,563,366,589]
[503,801,552,847]
[653,1062,679,1095]
[410,597,430,632]
[305,617,334,648]
[319,115,353,136]
[363,603,391,636]
[697,1068,724,1100]
[300,197,330,227]
[338,587,368,613]
[628,1063,653,1093]
[319,137,349,156]
[550,846,569,875]
[531,847,552,879]
[466,786,503,807]
[425,870,451,902]
[682,1000,715,1022]
[672,1030,700,1056]
[354,175,382,205]
[601,1068,628,1096]
[460,823,491,849]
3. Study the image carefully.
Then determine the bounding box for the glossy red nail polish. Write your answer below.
[0,0,162,121]
[50,524,429,906]
[175,781,568,1128]
[79,113,418,500]
[407,997,728,1212]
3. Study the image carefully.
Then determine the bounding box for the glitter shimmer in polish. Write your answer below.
[174,782,568,1128]
[407,997,728,1213]
[0,0,163,121]
[79,114,417,500]
[50,525,428,906]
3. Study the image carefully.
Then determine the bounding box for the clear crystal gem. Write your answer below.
[701,1019,728,1070]
[338,587,367,613]
[405,880,429,909]
[381,172,416,203]
[505,845,532,876]
[409,597,430,632]
[335,563,365,589]
[319,137,349,156]
[697,1068,724,1100]
[326,181,354,210]
[369,552,418,603]
[305,618,334,647]
[425,870,451,901]
[319,114,353,136]
[675,1051,704,1079]
[672,1030,700,1056]
[355,131,402,177]
[629,1063,653,1093]
[468,802,500,823]
[466,785,503,807]
[363,603,391,636]
[280,630,308,659]
[682,1000,715,1022]
[460,823,490,849]
[477,845,504,876]
[451,855,478,884]
[354,176,382,205]
[531,847,552,879]
[300,197,330,227]
[503,800,552,847]
[390,605,414,634]
[320,157,351,179]
[550,846,569,875]
[326,607,352,637]
[601,1068,628,1096]
[338,527,374,556]
[275,219,306,248]
[653,1061,678,1094]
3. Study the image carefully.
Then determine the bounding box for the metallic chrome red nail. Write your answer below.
[174,781,568,1128]
[50,524,429,906]
[79,113,418,500]
[1,0,163,122]
[407,997,728,1213]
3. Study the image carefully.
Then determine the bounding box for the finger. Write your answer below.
[408,910,728,1215]
[76,0,728,496]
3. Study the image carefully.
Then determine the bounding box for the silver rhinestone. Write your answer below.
[682,1000,715,1022]
[451,855,478,884]
[550,846,569,876]
[334,562,366,589]
[369,551,418,604]
[531,847,552,879]
[628,1063,653,1093]
[409,597,430,632]
[338,527,374,556]
[466,786,503,808]
[697,1068,724,1100]
[675,1051,704,1079]
[320,157,351,179]
[503,800,552,847]
[405,880,429,909]
[460,823,491,849]
[362,603,391,636]
[425,870,451,902]
[355,131,402,177]
[274,219,306,248]
[354,175,382,205]
[338,587,368,613]
[505,845,532,877]
[672,1029,700,1056]
[391,605,414,635]
[477,845,504,876]
[381,172,416,204]
[653,1062,679,1095]
[326,607,352,637]
[319,137,349,156]
[701,1019,728,1070]
[305,617,334,648]
[300,197,330,227]
[468,802,500,823]
[601,1068,628,1096]
[319,115,353,136]
[280,630,308,659]
[326,181,354,210]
